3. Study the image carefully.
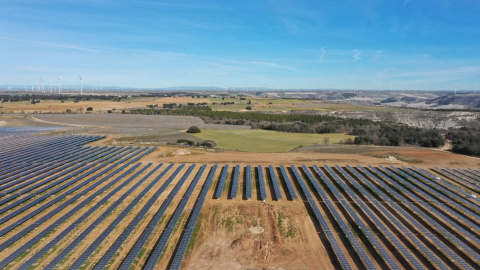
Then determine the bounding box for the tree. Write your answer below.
[86,107,93,111]
[186,126,201,133]
[245,106,252,111]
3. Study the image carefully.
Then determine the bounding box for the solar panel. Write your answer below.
[301,165,376,269]
[289,165,353,270]
[143,165,207,269]
[245,165,252,200]
[257,165,267,200]
[268,165,282,200]
[342,165,454,270]
[366,165,480,264]
[214,165,229,199]
[279,165,297,200]
[230,165,239,199]
[118,164,196,270]
[169,165,218,270]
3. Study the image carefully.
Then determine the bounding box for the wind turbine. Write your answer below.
[79,76,83,95]
[58,77,62,94]
[41,77,45,93]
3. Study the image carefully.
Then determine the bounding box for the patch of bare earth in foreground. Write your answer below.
[183,201,333,270]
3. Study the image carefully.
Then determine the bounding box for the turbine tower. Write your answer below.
[41,77,45,93]
[79,76,83,95]
[58,77,62,94]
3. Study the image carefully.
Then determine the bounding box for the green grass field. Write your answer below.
[192,129,356,152]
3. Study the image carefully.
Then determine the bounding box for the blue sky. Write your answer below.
[1,0,479,90]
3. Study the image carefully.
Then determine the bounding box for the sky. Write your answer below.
[0,0,479,90]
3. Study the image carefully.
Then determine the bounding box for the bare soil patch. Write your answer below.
[183,201,333,270]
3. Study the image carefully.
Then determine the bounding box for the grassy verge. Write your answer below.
[192,129,355,152]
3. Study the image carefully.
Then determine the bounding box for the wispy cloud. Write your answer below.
[35,41,99,52]
[219,58,299,71]
[372,50,383,61]
[250,61,298,71]
[352,49,362,61]
[319,48,326,63]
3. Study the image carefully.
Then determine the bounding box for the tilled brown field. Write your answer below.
[1,128,480,269]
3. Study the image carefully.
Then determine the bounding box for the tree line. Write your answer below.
[130,106,445,148]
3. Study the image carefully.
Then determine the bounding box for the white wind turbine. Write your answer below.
[79,76,83,95]
[41,77,45,93]
[58,77,62,94]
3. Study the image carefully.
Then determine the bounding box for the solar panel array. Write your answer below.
[245,165,252,199]
[2,128,480,269]
[268,165,282,200]
[257,165,267,200]
[214,165,229,198]
[230,164,240,198]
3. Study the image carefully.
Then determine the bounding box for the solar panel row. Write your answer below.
[20,163,169,270]
[257,165,267,200]
[301,165,377,270]
[325,165,423,270]
[402,166,480,210]
[344,165,463,270]
[93,163,179,270]
[378,166,480,238]
[143,165,207,269]
[230,164,240,198]
[0,146,154,242]
[390,166,480,221]
[433,167,480,193]
[0,161,145,268]
[279,165,297,200]
[214,165,229,198]
[118,164,196,270]
[289,165,353,270]
[61,163,161,269]
[365,166,480,266]
[268,165,282,200]
[0,146,149,228]
[412,166,480,203]
[169,165,218,270]
[245,165,252,199]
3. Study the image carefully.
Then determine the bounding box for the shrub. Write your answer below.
[86,107,93,111]
[245,106,252,110]
[200,140,216,148]
[177,139,194,146]
[186,126,201,133]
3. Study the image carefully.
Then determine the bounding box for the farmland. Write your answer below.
[192,129,355,152]
[1,127,479,269]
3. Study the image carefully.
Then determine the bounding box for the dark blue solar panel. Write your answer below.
[245,165,252,199]
[230,165,240,199]
[279,165,297,200]
[268,165,282,200]
[257,165,267,200]
[289,165,352,270]
[301,165,376,270]
[214,165,229,199]
[169,165,217,270]
[143,165,207,269]
[92,164,179,270]
[118,164,196,270]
